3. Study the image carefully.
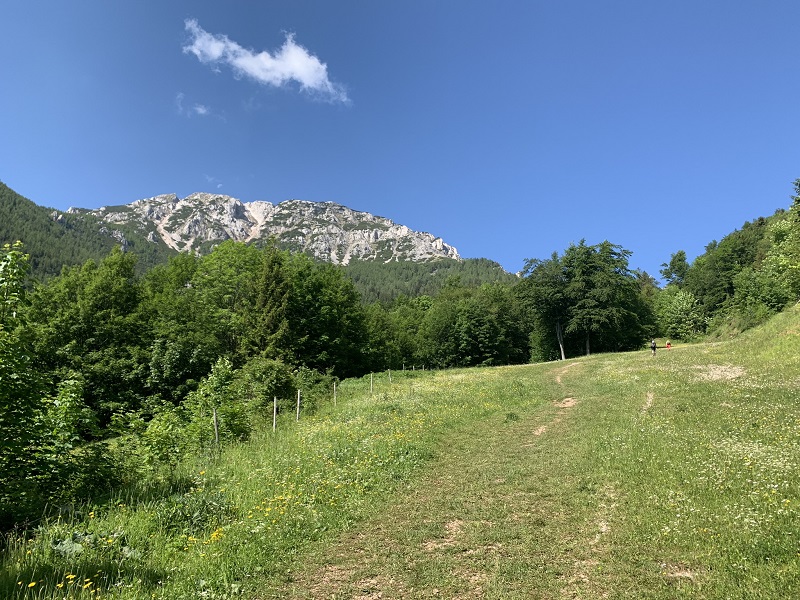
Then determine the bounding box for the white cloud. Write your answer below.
[183,19,349,104]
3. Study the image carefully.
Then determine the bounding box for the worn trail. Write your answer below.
[259,361,620,599]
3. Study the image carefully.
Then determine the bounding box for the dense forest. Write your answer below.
[2,179,800,530]
[0,181,176,278]
[344,257,516,303]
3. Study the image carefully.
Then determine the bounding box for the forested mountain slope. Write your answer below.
[0,181,175,278]
[658,181,798,339]
[344,257,516,303]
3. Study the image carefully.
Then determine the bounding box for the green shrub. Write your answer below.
[140,408,188,474]
[184,357,253,451]
[231,356,295,417]
[292,366,334,415]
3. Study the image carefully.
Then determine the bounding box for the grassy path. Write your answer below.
[263,360,632,598]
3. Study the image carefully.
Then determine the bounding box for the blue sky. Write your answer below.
[2,1,799,279]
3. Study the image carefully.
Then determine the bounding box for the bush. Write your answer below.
[50,443,121,506]
[183,357,254,451]
[231,356,296,417]
[292,366,334,415]
[141,408,188,474]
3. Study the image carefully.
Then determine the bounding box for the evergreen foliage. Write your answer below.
[0,181,175,279]
[344,257,516,303]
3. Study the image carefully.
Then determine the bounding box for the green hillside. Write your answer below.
[0,181,175,278]
[3,303,799,598]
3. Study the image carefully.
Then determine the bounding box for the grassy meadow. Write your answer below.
[3,307,800,598]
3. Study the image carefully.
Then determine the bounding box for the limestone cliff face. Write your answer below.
[71,193,460,264]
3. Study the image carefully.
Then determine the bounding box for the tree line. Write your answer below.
[345,257,516,303]
[2,178,800,531]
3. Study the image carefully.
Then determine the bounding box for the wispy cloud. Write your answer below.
[204,174,223,189]
[175,92,212,117]
[183,18,349,104]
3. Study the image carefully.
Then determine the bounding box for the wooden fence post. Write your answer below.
[273,396,277,432]
[296,389,301,421]
[212,407,220,448]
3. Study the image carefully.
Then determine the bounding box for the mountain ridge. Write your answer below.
[68,192,461,265]
[3,180,514,301]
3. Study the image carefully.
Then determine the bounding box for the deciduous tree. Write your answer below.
[25,246,148,428]
[0,242,46,527]
[660,250,689,287]
[519,241,651,358]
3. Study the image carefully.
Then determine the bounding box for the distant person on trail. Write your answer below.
[666,340,672,350]
[650,338,657,356]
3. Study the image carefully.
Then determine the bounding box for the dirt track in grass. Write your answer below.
[258,361,615,600]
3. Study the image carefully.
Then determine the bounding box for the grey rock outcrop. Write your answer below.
[74,193,460,264]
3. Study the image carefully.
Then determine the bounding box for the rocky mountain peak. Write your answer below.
[74,193,460,264]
